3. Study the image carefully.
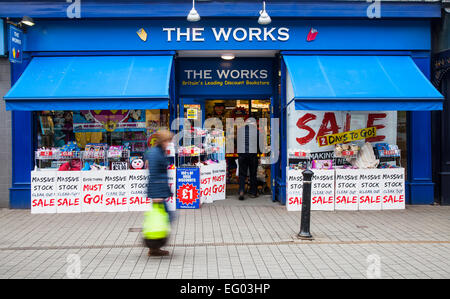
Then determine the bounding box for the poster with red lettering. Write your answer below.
[358,169,383,210]
[81,171,107,213]
[55,171,82,213]
[103,171,129,212]
[381,168,405,210]
[128,170,152,212]
[286,168,304,211]
[334,169,359,211]
[165,168,177,211]
[200,164,214,204]
[31,171,58,214]
[211,161,226,201]
[311,169,335,211]
[287,106,397,156]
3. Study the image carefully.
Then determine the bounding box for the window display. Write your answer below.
[35,109,169,171]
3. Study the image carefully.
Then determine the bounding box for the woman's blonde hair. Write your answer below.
[151,129,173,147]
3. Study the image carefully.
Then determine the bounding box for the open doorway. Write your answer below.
[201,99,272,196]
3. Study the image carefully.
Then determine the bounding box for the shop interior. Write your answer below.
[183,99,272,196]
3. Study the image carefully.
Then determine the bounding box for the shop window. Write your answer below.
[35,109,169,170]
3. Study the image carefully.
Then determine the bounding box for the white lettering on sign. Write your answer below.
[184,69,268,80]
[163,27,290,42]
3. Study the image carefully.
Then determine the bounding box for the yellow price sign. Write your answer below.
[317,127,377,147]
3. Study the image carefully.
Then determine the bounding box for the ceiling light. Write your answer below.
[20,16,35,27]
[258,1,271,25]
[187,0,201,22]
[221,54,235,60]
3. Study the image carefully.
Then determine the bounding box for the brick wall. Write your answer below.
[0,58,11,208]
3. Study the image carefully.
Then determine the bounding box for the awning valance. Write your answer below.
[283,55,444,111]
[4,55,173,111]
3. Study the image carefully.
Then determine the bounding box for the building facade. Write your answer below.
[0,0,445,210]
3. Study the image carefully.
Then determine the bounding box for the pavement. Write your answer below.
[0,195,449,279]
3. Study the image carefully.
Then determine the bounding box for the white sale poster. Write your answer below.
[357,169,384,210]
[381,168,406,210]
[286,168,304,211]
[55,171,82,213]
[31,171,58,214]
[103,171,129,212]
[166,168,177,211]
[310,169,335,211]
[286,106,397,155]
[127,170,152,212]
[200,164,214,204]
[334,169,359,211]
[211,161,227,201]
[80,171,107,213]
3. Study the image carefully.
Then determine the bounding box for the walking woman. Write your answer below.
[143,130,174,256]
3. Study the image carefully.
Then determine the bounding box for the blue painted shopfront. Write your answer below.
[1,0,444,208]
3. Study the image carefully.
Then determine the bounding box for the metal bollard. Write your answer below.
[298,168,314,240]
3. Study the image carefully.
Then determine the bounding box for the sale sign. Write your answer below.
[310,170,335,211]
[211,161,227,201]
[103,171,129,212]
[287,107,397,154]
[55,171,82,213]
[200,164,214,204]
[380,168,405,210]
[357,169,384,210]
[81,171,107,213]
[128,170,152,211]
[335,169,359,211]
[286,168,304,211]
[176,168,200,209]
[166,168,177,211]
[31,171,58,214]
[317,127,376,147]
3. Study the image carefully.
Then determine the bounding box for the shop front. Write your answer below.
[1,1,444,211]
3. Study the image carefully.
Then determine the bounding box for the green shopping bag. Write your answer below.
[142,202,171,240]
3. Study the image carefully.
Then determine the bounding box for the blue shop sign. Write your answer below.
[178,58,274,97]
[8,25,23,63]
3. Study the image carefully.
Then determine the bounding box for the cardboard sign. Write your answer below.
[165,169,177,211]
[357,169,383,210]
[103,171,129,212]
[127,170,152,212]
[286,168,304,211]
[200,164,214,204]
[81,171,107,212]
[381,168,405,210]
[176,167,201,209]
[317,127,376,147]
[334,169,359,211]
[211,161,227,201]
[31,171,58,214]
[310,169,335,211]
[187,108,198,120]
[55,171,82,213]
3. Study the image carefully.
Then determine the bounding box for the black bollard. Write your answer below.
[298,168,314,240]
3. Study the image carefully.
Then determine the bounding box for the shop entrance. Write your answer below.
[183,99,272,196]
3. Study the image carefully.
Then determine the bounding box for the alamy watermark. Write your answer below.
[366,254,381,278]
[66,253,81,279]
[66,0,81,19]
[367,0,381,19]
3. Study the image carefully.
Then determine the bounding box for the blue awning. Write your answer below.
[283,55,444,111]
[4,55,173,111]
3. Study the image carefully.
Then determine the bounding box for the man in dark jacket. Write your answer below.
[237,116,259,200]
